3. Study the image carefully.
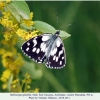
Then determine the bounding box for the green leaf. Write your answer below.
[60,30,71,39]
[6,1,30,22]
[34,21,56,33]
[34,21,71,39]
[20,23,34,31]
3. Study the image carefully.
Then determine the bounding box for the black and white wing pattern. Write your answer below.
[46,37,66,69]
[21,34,53,63]
[21,30,66,69]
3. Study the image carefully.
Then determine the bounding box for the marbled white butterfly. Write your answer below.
[21,30,66,69]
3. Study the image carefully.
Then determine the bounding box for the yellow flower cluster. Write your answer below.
[0,3,38,41]
[0,2,5,10]
[0,34,24,86]
[0,1,11,9]
[1,69,12,83]
[16,28,38,40]
[22,12,35,28]
[22,73,31,84]
[2,52,24,74]
[0,1,39,92]
[0,47,24,89]
[10,73,39,92]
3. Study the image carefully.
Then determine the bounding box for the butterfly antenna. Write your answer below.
[56,13,59,29]
[60,24,72,30]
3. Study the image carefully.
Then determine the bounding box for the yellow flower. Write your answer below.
[4,31,12,40]
[25,73,31,79]
[2,11,11,19]
[27,85,30,89]
[30,12,33,20]
[12,79,19,84]
[0,2,5,10]
[6,0,11,3]
[0,49,5,55]
[22,78,31,84]
[1,51,24,75]
[2,51,13,59]
[12,84,16,88]
[11,38,18,45]
[0,69,12,82]
[31,30,39,37]
[2,52,13,68]
[16,28,39,40]
[1,39,8,46]
[2,83,7,89]
[1,11,18,32]
[11,53,24,74]
[33,88,39,93]
[1,38,17,47]
[23,31,37,40]
[10,73,34,92]
[22,73,31,84]
[22,12,34,27]
[11,83,21,92]
[16,28,27,38]
[11,78,21,92]
[23,19,34,27]
[1,18,13,28]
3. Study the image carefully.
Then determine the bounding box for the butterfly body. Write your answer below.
[21,30,66,69]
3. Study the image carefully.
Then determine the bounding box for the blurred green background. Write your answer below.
[1,1,100,92]
[26,1,100,92]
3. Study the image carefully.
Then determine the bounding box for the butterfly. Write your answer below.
[21,30,66,69]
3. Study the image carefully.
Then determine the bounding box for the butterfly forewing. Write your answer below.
[21,34,53,63]
[21,30,66,69]
[46,37,66,69]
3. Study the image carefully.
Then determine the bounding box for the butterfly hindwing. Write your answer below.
[21,30,66,69]
[21,33,53,63]
[46,37,66,69]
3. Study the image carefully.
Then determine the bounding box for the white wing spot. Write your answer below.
[56,40,61,47]
[59,50,63,57]
[32,47,36,52]
[33,39,37,47]
[53,56,56,60]
[51,47,57,55]
[56,57,58,62]
[42,36,50,41]
[26,47,29,51]
[40,42,44,48]
[62,57,64,59]
[34,37,37,39]
[28,56,31,58]
[36,48,40,54]
[27,42,30,46]
[60,61,62,65]
[41,44,46,52]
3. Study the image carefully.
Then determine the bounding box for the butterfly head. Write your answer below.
[55,30,60,36]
